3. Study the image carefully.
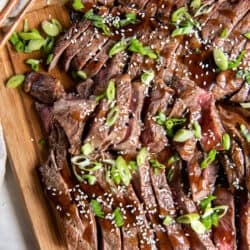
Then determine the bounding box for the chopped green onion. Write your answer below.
[71,155,102,172]
[220,28,228,38]
[200,149,217,169]
[190,0,201,10]
[19,29,43,40]
[240,124,250,142]
[136,147,148,166]
[113,208,124,227]
[95,93,106,102]
[76,70,87,80]
[72,0,84,11]
[240,103,250,108]
[190,220,206,234]
[166,168,174,182]
[165,117,186,137]
[119,12,137,27]
[81,142,94,156]
[109,39,128,57]
[213,205,228,218]
[228,50,245,70]
[200,195,216,212]
[194,2,213,17]
[90,199,104,218]
[163,216,173,226]
[46,53,53,65]
[243,31,250,40]
[115,156,131,186]
[9,32,25,52]
[150,159,165,174]
[167,154,180,165]
[177,213,200,224]
[25,58,40,72]
[82,174,97,185]
[155,112,166,126]
[51,19,63,33]
[171,25,194,37]
[171,7,188,23]
[193,122,201,139]
[222,133,230,150]
[23,19,29,32]
[141,70,155,85]
[236,70,250,84]
[106,80,116,101]
[173,129,194,142]
[41,20,60,37]
[26,39,45,52]
[84,10,111,36]
[111,165,121,185]
[106,106,119,127]
[6,74,25,88]
[128,38,158,59]
[213,48,228,71]
[128,161,138,171]
[43,36,55,54]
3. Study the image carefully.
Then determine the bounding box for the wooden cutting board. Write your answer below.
[0,1,72,249]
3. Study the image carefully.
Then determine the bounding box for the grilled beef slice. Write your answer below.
[24,72,65,104]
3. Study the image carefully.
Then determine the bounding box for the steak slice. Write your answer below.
[170,163,217,250]
[188,150,217,202]
[49,20,91,71]
[230,82,250,103]
[213,188,236,250]
[71,32,109,70]
[202,0,250,42]
[113,81,145,155]
[141,85,174,153]
[53,98,97,154]
[76,78,95,99]
[149,168,190,250]
[132,160,172,250]
[83,40,115,78]
[35,103,53,133]
[94,52,128,96]
[61,27,93,71]
[24,72,65,104]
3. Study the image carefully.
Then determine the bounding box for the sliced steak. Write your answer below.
[61,27,93,71]
[24,72,65,104]
[83,40,115,78]
[202,0,250,43]
[170,162,217,250]
[71,33,109,70]
[35,103,53,133]
[230,82,250,103]
[213,188,236,250]
[76,78,95,99]
[188,150,217,202]
[49,20,91,71]
[141,85,174,153]
[94,52,128,96]
[53,98,97,154]
[150,168,190,250]
[113,81,145,155]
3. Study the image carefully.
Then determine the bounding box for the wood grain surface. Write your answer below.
[0,1,72,249]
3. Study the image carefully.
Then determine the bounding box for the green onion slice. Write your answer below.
[155,112,166,125]
[136,147,148,166]
[190,220,206,234]
[167,153,180,165]
[171,7,188,23]
[200,149,217,169]
[109,39,128,57]
[165,117,186,137]
[72,0,84,11]
[213,48,228,71]
[222,133,231,150]
[243,31,250,40]
[25,58,40,72]
[119,12,137,27]
[200,195,216,212]
[113,208,124,227]
[171,25,193,37]
[213,205,228,218]
[150,159,165,174]
[9,32,25,52]
[90,199,105,218]
[82,174,97,185]
[81,142,94,156]
[177,213,200,224]
[194,2,213,17]
[26,39,45,52]
[19,29,43,40]
[115,156,131,186]
[41,20,60,37]
[220,28,228,38]
[228,50,245,70]
[240,124,250,142]
[6,74,25,88]
[190,0,201,11]
[106,106,119,127]
[141,69,155,85]
[106,80,116,101]
[163,216,173,226]
[76,70,87,80]
[173,129,194,142]
[23,19,29,32]
[193,122,202,139]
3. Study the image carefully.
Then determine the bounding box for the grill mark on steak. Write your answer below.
[149,168,190,249]
[70,32,109,70]
[49,20,91,71]
[83,40,115,78]
[24,72,65,104]
[61,27,94,71]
